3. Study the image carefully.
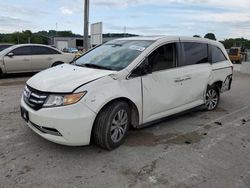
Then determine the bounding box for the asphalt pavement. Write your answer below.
[0,69,249,188]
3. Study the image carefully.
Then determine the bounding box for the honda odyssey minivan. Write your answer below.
[20,36,233,150]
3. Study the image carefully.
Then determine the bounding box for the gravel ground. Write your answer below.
[0,70,250,188]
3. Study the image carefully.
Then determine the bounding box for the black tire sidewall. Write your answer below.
[105,102,130,149]
[0,69,4,78]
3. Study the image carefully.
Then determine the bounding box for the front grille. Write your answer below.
[23,85,48,110]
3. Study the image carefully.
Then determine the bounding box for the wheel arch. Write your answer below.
[209,80,223,92]
[93,97,140,130]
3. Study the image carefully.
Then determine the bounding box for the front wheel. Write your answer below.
[0,69,5,78]
[205,86,220,111]
[93,101,130,150]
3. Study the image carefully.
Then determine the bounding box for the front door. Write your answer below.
[3,46,31,73]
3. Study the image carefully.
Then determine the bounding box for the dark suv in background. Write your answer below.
[0,44,13,52]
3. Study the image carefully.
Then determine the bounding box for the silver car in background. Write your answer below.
[0,44,75,77]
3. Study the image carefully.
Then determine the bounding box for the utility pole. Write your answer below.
[84,0,89,51]
[56,23,58,37]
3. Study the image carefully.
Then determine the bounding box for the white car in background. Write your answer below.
[0,44,75,77]
[20,36,233,150]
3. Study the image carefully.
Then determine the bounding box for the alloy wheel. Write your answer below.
[205,88,218,110]
[110,109,128,143]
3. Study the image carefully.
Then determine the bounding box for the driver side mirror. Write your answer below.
[130,58,152,78]
[7,52,14,57]
[142,57,152,74]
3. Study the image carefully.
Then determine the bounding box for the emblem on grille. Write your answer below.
[26,90,31,99]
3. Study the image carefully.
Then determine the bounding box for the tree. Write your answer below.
[57,31,74,37]
[204,33,216,40]
[31,35,49,44]
[222,38,250,49]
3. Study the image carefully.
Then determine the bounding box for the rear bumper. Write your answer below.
[21,97,96,146]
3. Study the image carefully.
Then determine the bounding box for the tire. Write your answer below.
[93,101,131,150]
[0,69,5,78]
[205,86,220,111]
[52,62,63,67]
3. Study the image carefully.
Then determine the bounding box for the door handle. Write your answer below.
[175,76,192,83]
[23,59,30,61]
[183,76,192,81]
[174,78,183,83]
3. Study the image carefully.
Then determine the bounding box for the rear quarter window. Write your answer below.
[211,45,227,63]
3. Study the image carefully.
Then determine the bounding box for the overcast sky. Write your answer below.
[1,0,250,40]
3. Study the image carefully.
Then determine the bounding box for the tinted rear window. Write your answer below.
[211,45,227,63]
[32,46,60,55]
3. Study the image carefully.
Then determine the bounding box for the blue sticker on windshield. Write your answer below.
[129,45,146,52]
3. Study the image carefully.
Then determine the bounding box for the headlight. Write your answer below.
[43,91,87,107]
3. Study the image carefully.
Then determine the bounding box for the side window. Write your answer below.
[211,45,227,63]
[32,46,46,55]
[181,42,208,66]
[148,43,176,72]
[46,47,61,54]
[32,46,61,55]
[11,46,31,56]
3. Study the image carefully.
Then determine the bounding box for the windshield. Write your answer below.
[74,40,154,71]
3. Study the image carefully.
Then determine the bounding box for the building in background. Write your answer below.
[53,33,138,51]
[53,36,87,51]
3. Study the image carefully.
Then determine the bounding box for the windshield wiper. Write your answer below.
[78,63,114,70]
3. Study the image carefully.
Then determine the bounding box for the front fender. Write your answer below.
[75,76,143,124]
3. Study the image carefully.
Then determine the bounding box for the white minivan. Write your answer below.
[20,36,233,150]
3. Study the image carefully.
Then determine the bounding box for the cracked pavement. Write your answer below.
[0,71,250,188]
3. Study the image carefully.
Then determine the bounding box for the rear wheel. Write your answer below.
[205,86,220,111]
[93,101,130,150]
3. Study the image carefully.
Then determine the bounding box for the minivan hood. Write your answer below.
[27,64,115,93]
